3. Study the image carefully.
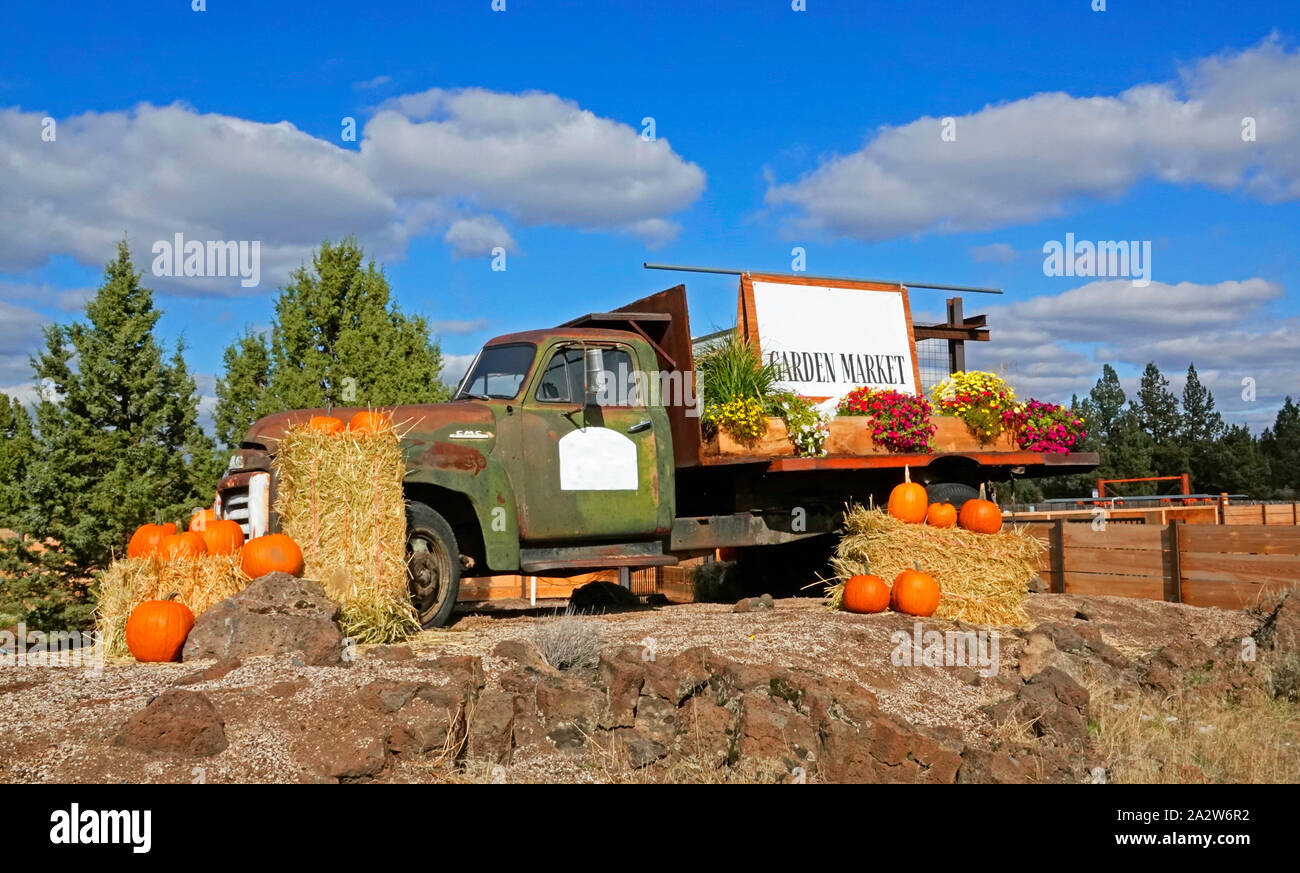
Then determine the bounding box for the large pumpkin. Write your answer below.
[309,415,345,435]
[189,508,217,531]
[887,465,928,524]
[241,533,304,578]
[842,574,890,614]
[926,502,957,528]
[198,518,245,556]
[891,567,942,617]
[126,522,177,559]
[159,531,208,560]
[124,594,195,662]
[958,486,1003,534]
[348,411,390,434]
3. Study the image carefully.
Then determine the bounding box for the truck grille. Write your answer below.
[221,487,251,538]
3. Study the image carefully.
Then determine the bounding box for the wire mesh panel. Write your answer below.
[916,338,951,395]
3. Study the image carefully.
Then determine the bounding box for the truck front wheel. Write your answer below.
[406,502,461,629]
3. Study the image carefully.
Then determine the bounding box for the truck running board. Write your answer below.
[519,541,678,573]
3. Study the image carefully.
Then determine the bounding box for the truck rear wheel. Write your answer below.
[925,481,980,510]
[406,502,461,629]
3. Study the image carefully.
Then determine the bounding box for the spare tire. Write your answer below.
[925,482,980,510]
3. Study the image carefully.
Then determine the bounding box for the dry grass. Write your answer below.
[1090,681,1300,783]
[94,555,246,658]
[274,422,418,644]
[825,505,1041,627]
[532,605,605,670]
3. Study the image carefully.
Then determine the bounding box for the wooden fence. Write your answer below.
[1022,521,1300,609]
[1222,502,1300,526]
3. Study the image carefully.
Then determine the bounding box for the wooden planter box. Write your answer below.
[705,415,1018,458]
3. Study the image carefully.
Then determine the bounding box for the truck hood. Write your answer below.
[240,402,495,451]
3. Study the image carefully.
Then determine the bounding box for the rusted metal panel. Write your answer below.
[669,511,834,550]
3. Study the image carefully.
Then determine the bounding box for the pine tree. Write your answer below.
[1181,363,1226,493]
[213,237,449,446]
[1261,396,1300,498]
[1134,362,1187,477]
[0,394,35,529]
[1088,364,1127,441]
[20,240,212,569]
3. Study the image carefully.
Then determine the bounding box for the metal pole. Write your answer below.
[643,262,1004,294]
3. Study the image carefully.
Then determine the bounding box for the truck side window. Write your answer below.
[534,346,644,406]
[600,348,642,407]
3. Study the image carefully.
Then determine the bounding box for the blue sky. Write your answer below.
[2,0,1298,434]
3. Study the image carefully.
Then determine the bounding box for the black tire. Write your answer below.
[925,481,980,510]
[406,501,461,629]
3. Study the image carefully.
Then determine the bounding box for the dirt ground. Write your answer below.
[0,592,1264,784]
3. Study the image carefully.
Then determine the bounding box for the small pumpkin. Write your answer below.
[189,508,217,531]
[891,565,941,617]
[309,415,346,435]
[958,485,1002,534]
[887,465,928,524]
[159,531,208,560]
[348,411,390,434]
[241,533,304,578]
[124,593,195,662]
[842,573,891,614]
[926,502,957,528]
[198,518,245,556]
[126,522,177,559]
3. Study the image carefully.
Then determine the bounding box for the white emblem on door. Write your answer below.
[558,427,638,491]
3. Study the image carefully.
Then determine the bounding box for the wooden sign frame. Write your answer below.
[736,271,924,399]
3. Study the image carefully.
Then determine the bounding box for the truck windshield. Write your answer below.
[456,343,536,400]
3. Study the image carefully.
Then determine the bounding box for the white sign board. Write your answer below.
[749,279,918,402]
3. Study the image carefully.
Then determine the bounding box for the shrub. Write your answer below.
[531,604,604,671]
[695,333,779,409]
[691,560,745,603]
[770,392,831,457]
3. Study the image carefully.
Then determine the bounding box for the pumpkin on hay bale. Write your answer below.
[273,414,418,644]
[825,504,1042,627]
[95,554,246,659]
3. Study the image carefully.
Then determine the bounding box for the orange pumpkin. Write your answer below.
[126,522,177,559]
[198,518,245,556]
[189,508,217,531]
[124,594,195,662]
[926,502,957,528]
[348,411,390,434]
[158,531,208,560]
[241,533,304,578]
[958,487,1003,534]
[842,574,891,614]
[891,567,941,617]
[887,465,928,524]
[309,415,346,435]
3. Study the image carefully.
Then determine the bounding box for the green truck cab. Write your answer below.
[216,284,1098,627]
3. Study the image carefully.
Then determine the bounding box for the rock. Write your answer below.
[387,697,466,760]
[493,639,558,675]
[267,680,300,699]
[1256,592,1300,653]
[569,580,642,612]
[733,594,774,613]
[467,689,515,764]
[1026,575,1049,594]
[535,674,602,751]
[616,730,669,768]
[674,696,736,767]
[173,656,241,687]
[113,689,228,757]
[182,573,345,665]
[368,644,414,662]
[958,748,1031,784]
[358,679,421,714]
[1018,632,1084,685]
[597,646,645,728]
[642,646,719,704]
[303,732,388,781]
[633,694,676,746]
[716,662,779,705]
[416,655,486,699]
[988,666,1090,744]
[735,692,819,771]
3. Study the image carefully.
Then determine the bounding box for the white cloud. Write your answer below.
[443,215,517,259]
[429,318,490,336]
[0,88,706,293]
[766,37,1300,240]
[0,301,48,385]
[969,242,1017,264]
[440,353,478,387]
[353,75,392,91]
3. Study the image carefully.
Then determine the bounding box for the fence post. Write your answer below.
[1164,520,1183,603]
[1049,518,1066,594]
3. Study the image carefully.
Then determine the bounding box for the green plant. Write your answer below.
[695,333,779,410]
[707,397,769,445]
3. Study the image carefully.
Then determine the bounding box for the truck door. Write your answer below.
[516,342,665,543]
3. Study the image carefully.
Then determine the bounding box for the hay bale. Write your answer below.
[274,422,418,644]
[95,555,246,659]
[826,505,1043,627]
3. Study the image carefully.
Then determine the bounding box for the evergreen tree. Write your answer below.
[1261,396,1300,498]
[214,237,448,447]
[1181,363,1226,493]
[19,240,212,570]
[0,394,35,529]
[1134,362,1187,476]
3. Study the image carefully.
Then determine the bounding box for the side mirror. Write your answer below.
[583,348,606,407]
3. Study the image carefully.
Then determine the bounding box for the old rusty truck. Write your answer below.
[215,277,1098,627]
